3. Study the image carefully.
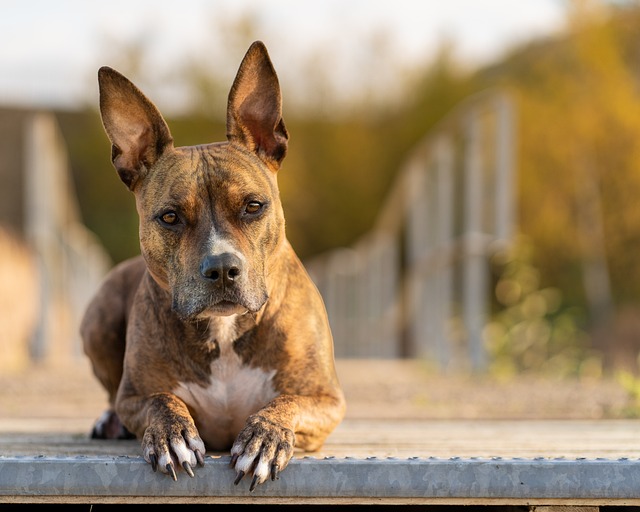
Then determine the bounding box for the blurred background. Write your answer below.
[2,0,640,399]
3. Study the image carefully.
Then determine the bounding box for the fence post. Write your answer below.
[462,108,488,371]
[433,136,455,368]
[405,157,429,359]
[495,94,516,243]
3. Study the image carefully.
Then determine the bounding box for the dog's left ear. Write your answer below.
[227,41,289,170]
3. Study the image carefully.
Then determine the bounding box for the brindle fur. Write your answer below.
[81,41,346,490]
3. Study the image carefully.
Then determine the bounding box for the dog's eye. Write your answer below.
[245,201,262,215]
[159,211,179,226]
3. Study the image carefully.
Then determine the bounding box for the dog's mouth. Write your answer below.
[174,299,248,321]
[171,281,268,321]
[208,300,248,316]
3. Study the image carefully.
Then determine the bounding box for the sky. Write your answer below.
[0,0,570,113]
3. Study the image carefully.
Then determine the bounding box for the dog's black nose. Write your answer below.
[200,253,243,283]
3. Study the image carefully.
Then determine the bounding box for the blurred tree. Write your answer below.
[480,0,640,369]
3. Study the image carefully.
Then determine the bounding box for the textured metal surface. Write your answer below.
[1,454,640,501]
[3,420,640,503]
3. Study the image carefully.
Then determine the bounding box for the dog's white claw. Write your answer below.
[170,437,198,468]
[143,446,160,470]
[230,439,243,460]
[144,450,159,472]
[156,451,173,474]
[186,435,206,464]
[232,452,270,490]
[182,461,195,478]
[166,462,178,481]
[233,452,256,475]
[143,435,205,479]
[251,457,271,488]
[271,461,280,481]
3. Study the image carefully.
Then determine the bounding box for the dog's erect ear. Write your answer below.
[98,67,173,190]
[227,41,289,170]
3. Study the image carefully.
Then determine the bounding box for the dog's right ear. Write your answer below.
[98,67,173,190]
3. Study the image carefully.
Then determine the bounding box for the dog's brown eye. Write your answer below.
[160,211,179,225]
[245,201,262,214]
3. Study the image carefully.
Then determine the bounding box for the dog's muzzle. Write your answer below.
[171,252,268,320]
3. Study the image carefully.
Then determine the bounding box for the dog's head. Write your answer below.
[98,41,289,320]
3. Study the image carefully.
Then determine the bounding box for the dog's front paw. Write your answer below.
[141,419,206,481]
[230,414,295,491]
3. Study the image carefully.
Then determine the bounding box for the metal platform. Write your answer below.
[2,360,640,505]
[2,452,640,505]
[2,420,640,505]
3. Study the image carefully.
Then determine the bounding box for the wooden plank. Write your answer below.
[2,359,640,504]
[2,419,640,460]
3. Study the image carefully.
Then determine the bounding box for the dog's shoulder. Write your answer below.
[80,255,146,338]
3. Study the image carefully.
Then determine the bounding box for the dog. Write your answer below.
[81,41,346,491]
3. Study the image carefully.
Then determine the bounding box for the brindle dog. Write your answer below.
[81,41,346,491]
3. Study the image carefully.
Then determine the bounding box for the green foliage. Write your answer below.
[484,236,602,378]
[615,369,640,417]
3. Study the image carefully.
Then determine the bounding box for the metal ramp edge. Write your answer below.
[2,455,640,505]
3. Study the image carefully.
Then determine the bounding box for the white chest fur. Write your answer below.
[172,315,278,450]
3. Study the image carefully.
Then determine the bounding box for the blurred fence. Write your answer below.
[0,110,111,370]
[306,90,516,370]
